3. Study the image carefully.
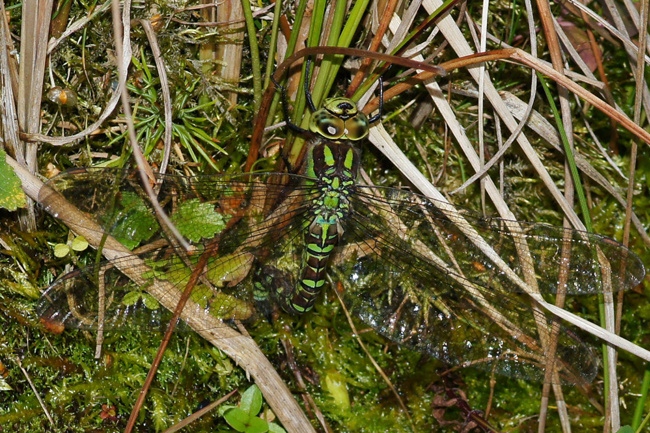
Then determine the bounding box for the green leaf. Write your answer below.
[224,407,252,431]
[224,408,268,433]
[244,417,269,433]
[171,198,228,242]
[616,427,635,433]
[190,286,254,320]
[323,371,350,411]
[218,404,237,417]
[0,149,26,211]
[240,385,263,416]
[0,376,11,391]
[70,236,88,251]
[268,423,286,433]
[2,268,40,299]
[144,255,191,285]
[53,243,70,258]
[105,191,158,250]
[141,293,160,309]
[206,252,254,287]
[150,389,168,432]
[122,291,142,306]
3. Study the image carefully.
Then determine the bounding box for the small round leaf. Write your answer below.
[141,293,160,310]
[122,291,142,306]
[53,243,70,258]
[71,236,88,251]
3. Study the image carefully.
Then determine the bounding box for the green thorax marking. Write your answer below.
[279,98,368,314]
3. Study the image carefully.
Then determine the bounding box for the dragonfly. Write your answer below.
[37,74,645,386]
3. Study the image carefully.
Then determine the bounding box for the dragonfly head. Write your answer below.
[310,97,370,142]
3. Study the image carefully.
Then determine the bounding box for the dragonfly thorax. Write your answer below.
[305,141,359,223]
[305,140,360,180]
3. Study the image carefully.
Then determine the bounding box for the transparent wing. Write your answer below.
[37,168,646,383]
[349,186,644,295]
[37,168,314,332]
[330,185,645,384]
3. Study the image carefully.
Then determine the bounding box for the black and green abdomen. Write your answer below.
[279,97,368,314]
[281,141,360,313]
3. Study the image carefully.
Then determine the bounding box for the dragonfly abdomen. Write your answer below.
[281,140,359,314]
[286,220,340,313]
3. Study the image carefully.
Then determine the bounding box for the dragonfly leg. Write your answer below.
[270,73,308,135]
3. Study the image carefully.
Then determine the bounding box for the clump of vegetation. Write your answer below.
[1,0,649,432]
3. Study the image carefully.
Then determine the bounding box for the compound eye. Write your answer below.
[310,109,346,140]
[344,112,370,140]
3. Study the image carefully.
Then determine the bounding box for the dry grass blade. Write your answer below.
[368,6,647,431]
[14,356,53,425]
[213,0,245,105]
[496,91,650,247]
[16,0,53,232]
[0,7,21,164]
[139,19,174,175]
[537,0,591,428]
